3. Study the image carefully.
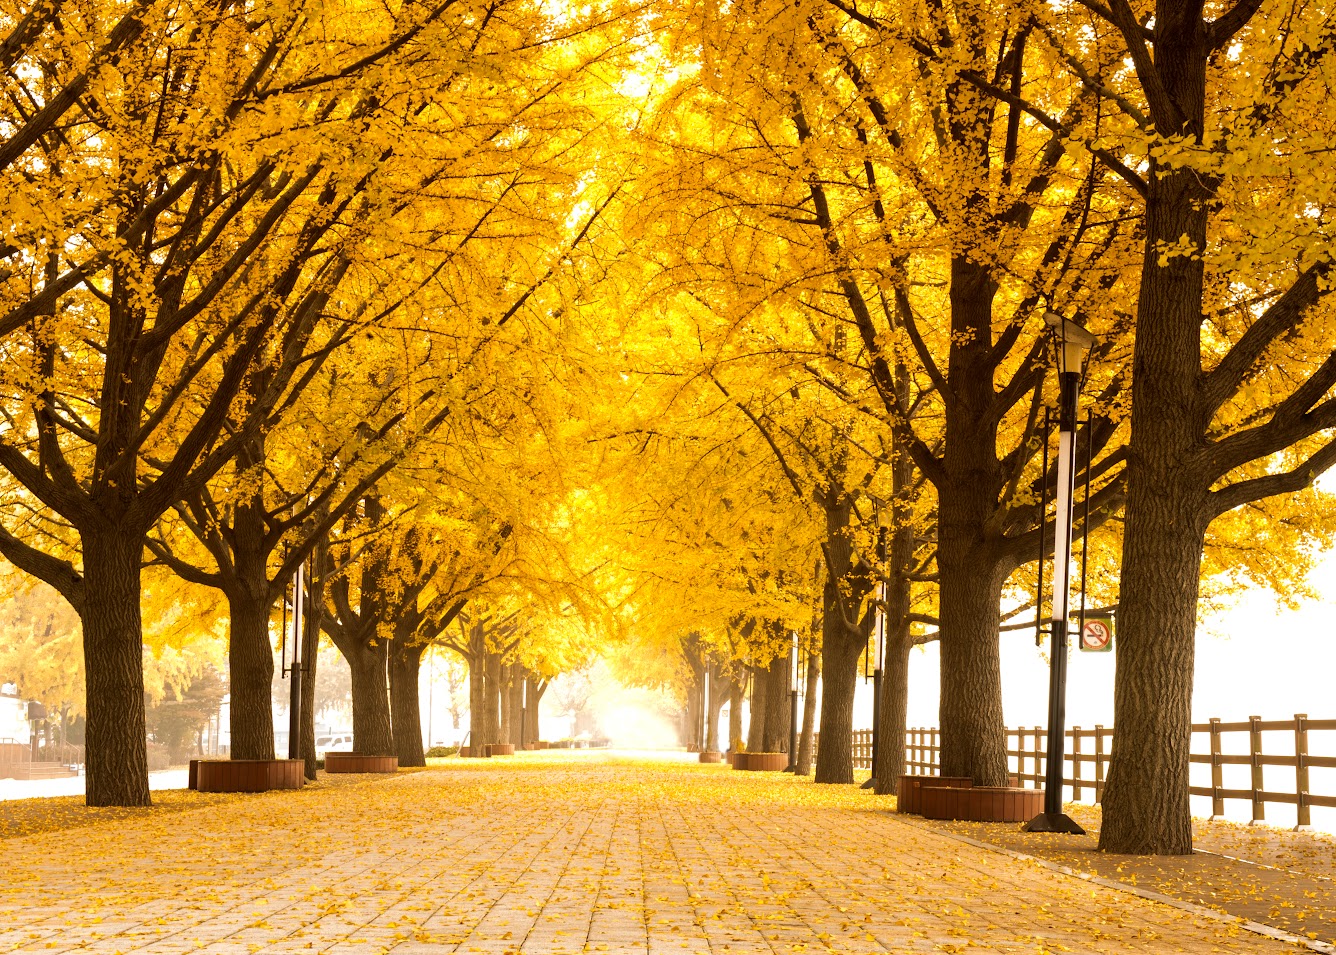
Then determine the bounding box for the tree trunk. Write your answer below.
[299,592,320,779]
[227,589,276,761]
[390,628,426,767]
[705,668,726,751]
[685,678,702,750]
[762,653,790,753]
[80,529,151,806]
[525,677,545,743]
[481,649,502,746]
[225,443,277,762]
[936,532,1009,786]
[499,662,513,745]
[467,652,485,749]
[347,640,394,756]
[814,578,867,784]
[796,649,820,776]
[875,518,918,794]
[1097,11,1211,856]
[727,679,743,751]
[745,666,765,752]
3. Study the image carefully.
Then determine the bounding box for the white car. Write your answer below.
[315,733,353,757]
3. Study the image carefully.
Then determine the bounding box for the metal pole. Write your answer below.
[287,561,304,761]
[786,632,799,770]
[1025,360,1085,834]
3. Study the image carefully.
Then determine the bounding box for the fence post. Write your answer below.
[1295,714,1311,831]
[932,727,939,773]
[1071,727,1082,802]
[1209,718,1224,820]
[1035,726,1044,788]
[1094,724,1105,803]
[1249,715,1265,824]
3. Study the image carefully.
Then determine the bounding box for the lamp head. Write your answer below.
[1044,311,1098,375]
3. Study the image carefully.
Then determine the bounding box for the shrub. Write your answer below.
[425,745,459,758]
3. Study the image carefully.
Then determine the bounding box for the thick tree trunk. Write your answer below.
[1099,25,1211,850]
[467,653,485,748]
[347,640,394,756]
[525,677,545,742]
[796,649,820,775]
[225,443,277,762]
[390,630,426,767]
[705,668,726,751]
[936,532,1009,786]
[499,662,513,744]
[814,585,867,784]
[727,679,743,751]
[226,590,276,761]
[762,653,790,753]
[80,529,151,806]
[685,679,702,750]
[874,617,912,794]
[484,651,502,746]
[745,666,765,751]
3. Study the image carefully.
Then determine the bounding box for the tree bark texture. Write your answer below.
[80,530,151,807]
[705,666,726,751]
[499,662,513,744]
[1100,12,1211,853]
[226,589,275,761]
[727,679,743,751]
[745,666,766,752]
[346,639,394,756]
[525,677,545,743]
[390,627,426,767]
[796,650,820,776]
[762,653,790,753]
[935,547,1009,785]
[814,493,874,784]
[874,518,916,793]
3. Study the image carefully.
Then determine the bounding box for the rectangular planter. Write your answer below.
[897,775,973,814]
[919,785,1044,822]
[324,753,398,774]
[698,751,722,764]
[487,743,516,756]
[192,759,304,793]
[733,752,788,772]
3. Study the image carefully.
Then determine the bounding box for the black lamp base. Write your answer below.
[1022,811,1086,834]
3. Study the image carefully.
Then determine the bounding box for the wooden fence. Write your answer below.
[876,715,1336,828]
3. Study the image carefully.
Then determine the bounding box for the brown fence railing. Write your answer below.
[887,714,1334,828]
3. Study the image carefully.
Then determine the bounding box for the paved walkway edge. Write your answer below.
[890,814,1336,955]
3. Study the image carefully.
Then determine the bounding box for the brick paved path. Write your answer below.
[0,753,1299,953]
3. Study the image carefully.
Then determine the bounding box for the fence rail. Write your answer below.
[869,714,1333,828]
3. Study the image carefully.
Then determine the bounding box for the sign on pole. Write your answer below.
[1079,613,1114,652]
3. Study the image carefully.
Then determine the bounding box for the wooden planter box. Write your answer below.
[919,785,1044,822]
[459,746,491,758]
[190,759,304,793]
[897,775,973,814]
[733,752,787,772]
[324,753,398,774]
[698,751,722,764]
[487,743,516,756]
[726,752,739,766]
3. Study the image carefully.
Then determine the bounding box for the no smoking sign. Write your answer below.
[1079,615,1114,652]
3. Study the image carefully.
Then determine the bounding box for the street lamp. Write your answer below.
[1024,311,1096,835]
[861,518,889,790]
[283,561,305,761]
[785,631,800,771]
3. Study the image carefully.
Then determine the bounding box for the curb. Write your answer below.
[889,813,1336,955]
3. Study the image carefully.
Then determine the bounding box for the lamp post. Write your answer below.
[861,519,888,790]
[785,631,799,770]
[285,561,304,761]
[1024,311,1096,835]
